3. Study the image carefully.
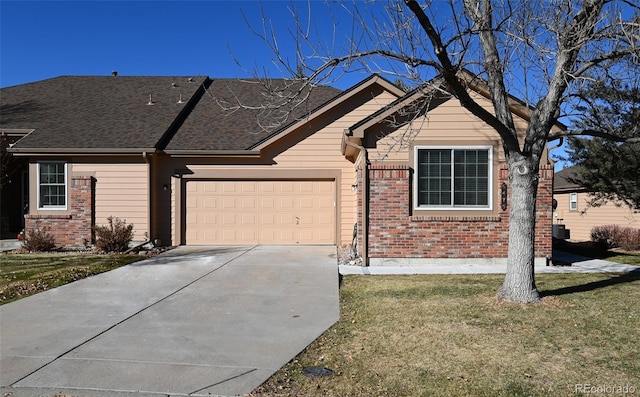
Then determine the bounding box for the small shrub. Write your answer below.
[591,225,640,251]
[618,227,640,251]
[94,216,134,253]
[23,226,56,252]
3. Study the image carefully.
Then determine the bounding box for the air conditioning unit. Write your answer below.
[553,224,570,240]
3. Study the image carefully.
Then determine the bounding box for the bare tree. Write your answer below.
[237,0,639,303]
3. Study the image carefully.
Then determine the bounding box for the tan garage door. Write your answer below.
[185,180,335,244]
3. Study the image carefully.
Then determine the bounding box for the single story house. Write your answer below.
[1,71,557,265]
[553,166,640,241]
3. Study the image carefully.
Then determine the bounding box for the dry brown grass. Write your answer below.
[252,273,640,397]
[0,253,144,304]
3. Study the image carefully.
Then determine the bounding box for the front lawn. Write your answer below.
[0,253,144,304]
[252,273,640,396]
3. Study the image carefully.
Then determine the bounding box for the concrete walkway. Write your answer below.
[0,239,22,252]
[0,245,340,397]
[339,250,640,275]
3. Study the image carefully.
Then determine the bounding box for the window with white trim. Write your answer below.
[569,192,578,211]
[415,147,492,209]
[38,162,67,209]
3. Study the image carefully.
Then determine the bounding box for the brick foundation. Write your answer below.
[358,164,553,262]
[25,176,95,248]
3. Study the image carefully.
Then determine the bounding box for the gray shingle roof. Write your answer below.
[1,75,341,153]
[1,76,208,150]
[554,166,582,192]
[166,79,341,151]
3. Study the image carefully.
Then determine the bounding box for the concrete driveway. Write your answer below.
[0,245,340,397]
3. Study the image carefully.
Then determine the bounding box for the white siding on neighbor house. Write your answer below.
[554,191,640,241]
[72,163,150,241]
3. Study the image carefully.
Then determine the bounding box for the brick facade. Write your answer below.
[25,176,95,248]
[358,164,553,262]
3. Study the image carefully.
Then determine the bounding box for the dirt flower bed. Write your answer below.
[337,245,363,266]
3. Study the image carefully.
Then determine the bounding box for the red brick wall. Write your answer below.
[25,176,95,248]
[359,164,553,261]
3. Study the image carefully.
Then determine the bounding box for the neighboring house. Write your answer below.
[1,71,558,265]
[553,166,640,241]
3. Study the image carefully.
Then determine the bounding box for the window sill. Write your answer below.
[410,215,502,222]
[26,214,72,220]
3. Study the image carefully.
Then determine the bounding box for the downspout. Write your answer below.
[343,136,370,266]
[547,137,564,163]
[143,151,153,243]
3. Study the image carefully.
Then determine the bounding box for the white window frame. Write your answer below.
[37,162,68,210]
[569,192,578,211]
[414,146,493,211]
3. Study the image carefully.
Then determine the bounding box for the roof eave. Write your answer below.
[7,147,158,156]
[164,150,262,158]
[347,86,445,138]
[0,128,35,137]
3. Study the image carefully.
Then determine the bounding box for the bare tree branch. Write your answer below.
[404,0,521,152]
[548,128,640,143]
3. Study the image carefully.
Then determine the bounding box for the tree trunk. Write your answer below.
[498,155,541,303]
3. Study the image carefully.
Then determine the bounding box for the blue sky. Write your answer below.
[0,0,577,166]
[0,0,372,89]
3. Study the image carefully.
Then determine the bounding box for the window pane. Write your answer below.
[417,148,490,208]
[418,149,451,206]
[453,149,489,206]
[40,185,65,206]
[39,163,66,207]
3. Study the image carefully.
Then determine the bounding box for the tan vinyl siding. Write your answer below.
[554,192,640,241]
[172,91,399,246]
[72,163,149,241]
[368,93,530,163]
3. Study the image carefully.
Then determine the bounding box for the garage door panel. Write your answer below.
[279,214,296,226]
[241,182,257,193]
[241,197,256,209]
[299,213,314,224]
[318,183,333,193]
[260,197,275,208]
[185,180,335,245]
[259,182,276,194]
[318,214,333,225]
[318,197,333,208]
[299,229,318,243]
[278,197,295,209]
[241,213,256,225]
[222,213,238,224]
[299,197,314,209]
[203,183,220,193]
[260,213,276,225]
[203,214,217,225]
[279,182,295,193]
[203,197,218,209]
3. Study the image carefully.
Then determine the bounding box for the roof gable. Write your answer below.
[345,70,567,143]
[164,78,342,153]
[164,74,404,155]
